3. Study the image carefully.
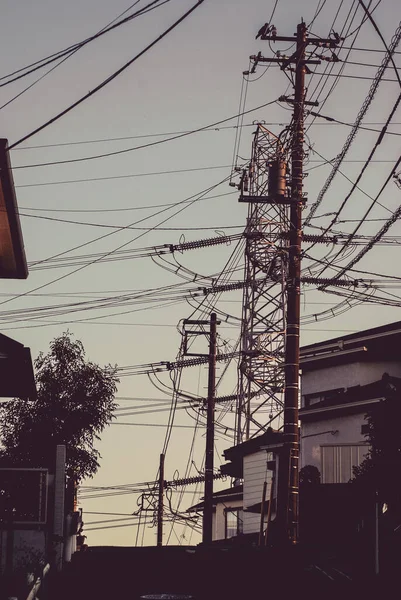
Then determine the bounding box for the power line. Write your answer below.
[8,1,205,150]
[305,20,401,225]
[11,121,401,151]
[345,59,401,69]
[325,156,401,280]
[84,521,154,531]
[303,92,401,260]
[12,99,279,168]
[15,157,401,189]
[21,212,243,233]
[27,232,244,271]
[310,70,399,82]
[0,175,231,306]
[308,0,327,27]
[305,1,373,135]
[357,0,401,87]
[19,191,236,213]
[340,46,401,53]
[0,0,163,86]
[344,0,383,39]
[307,109,401,136]
[111,422,198,428]
[13,123,257,150]
[0,1,154,112]
[15,164,231,187]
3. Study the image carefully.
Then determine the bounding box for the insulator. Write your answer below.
[202,281,244,295]
[167,351,239,371]
[301,233,338,244]
[171,234,236,253]
[243,171,249,193]
[168,472,224,488]
[302,276,358,287]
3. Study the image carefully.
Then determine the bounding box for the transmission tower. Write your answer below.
[235,125,290,443]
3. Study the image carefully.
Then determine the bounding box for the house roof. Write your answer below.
[223,428,283,462]
[299,373,400,421]
[221,429,283,479]
[187,485,243,513]
[300,320,401,371]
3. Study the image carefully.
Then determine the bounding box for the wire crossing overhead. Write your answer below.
[305,20,401,226]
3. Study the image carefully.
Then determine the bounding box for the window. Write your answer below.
[304,388,344,408]
[321,445,368,483]
[224,508,243,539]
[0,468,48,524]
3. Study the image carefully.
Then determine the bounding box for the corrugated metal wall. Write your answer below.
[243,450,272,534]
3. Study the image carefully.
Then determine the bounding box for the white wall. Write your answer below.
[214,498,243,541]
[301,360,401,402]
[300,412,368,473]
[64,513,78,562]
[53,445,66,571]
[299,358,401,475]
[243,450,272,535]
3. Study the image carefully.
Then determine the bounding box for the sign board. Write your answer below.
[0,468,48,525]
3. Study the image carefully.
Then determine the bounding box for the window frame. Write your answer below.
[224,507,243,539]
[321,443,369,483]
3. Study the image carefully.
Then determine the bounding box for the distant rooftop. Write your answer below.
[300,320,401,371]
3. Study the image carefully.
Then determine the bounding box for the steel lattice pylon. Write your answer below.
[235,124,290,442]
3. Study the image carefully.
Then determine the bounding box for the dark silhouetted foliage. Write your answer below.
[0,333,118,482]
[352,376,401,515]
[299,464,321,487]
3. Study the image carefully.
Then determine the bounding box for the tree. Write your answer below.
[0,333,119,483]
[299,465,321,487]
[352,376,401,516]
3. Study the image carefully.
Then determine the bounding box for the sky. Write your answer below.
[0,0,400,546]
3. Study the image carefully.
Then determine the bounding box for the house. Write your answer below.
[188,429,284,543]
[298,322,401,569]
[0,332,36,400]
[191,321,401,553]
[0,445,82,597]
[0,333,80,587]
[221,429,283,538]
[187,485,243,541]
[300,320,401,482]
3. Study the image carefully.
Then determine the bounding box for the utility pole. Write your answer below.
[276,20,306,547]
[242,21,340,545]
[203,312,217,544]
[157,452,165,547]
[181,313,219,544]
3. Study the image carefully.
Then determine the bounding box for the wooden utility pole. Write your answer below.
[277,20,307,546]
[203,312,218,544]
[157,452,165,547]
[249,21,340,545]
[258,480,268,546]
[181,313,220,544]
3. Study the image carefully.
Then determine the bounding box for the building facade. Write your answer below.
[300,321,401,483]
